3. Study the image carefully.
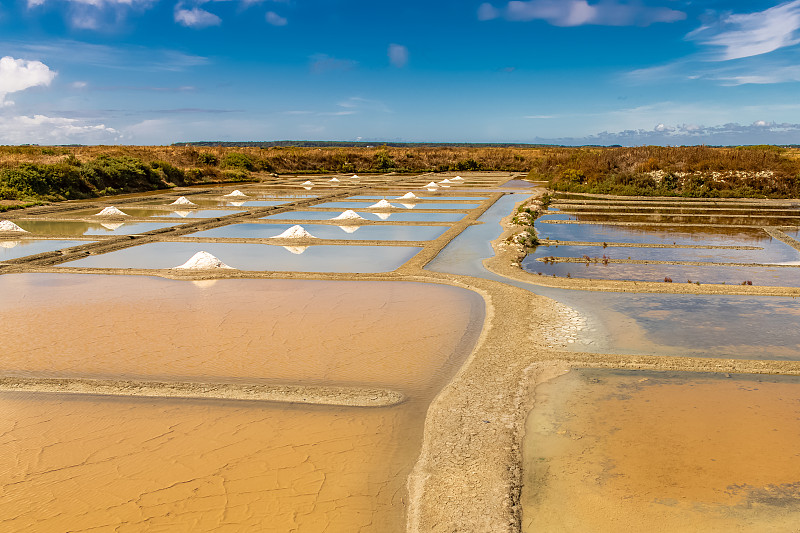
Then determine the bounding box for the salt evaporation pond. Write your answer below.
[311,201,481,210]
[0,274,484,532]
[59,242,422,272]
[262,210,465,222]
[187,223,448,241]
[0,239,91,261]
[523,369,800,531]
[66,207,246,219]
[348,195,489,201]
[135,198,289,208]
[10,220,179,236]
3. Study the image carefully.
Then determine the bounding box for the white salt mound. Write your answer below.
[170,196,196,206]
[368,199,394,209]
[94,206,129,217]
[332,210,365,221]
[173,251,233,270]
[452,176,464,181]
[329,177,340,182]
[423,182,439,188]
[224,190,248,197]
[439,179,452,184]
[0,220,28,232]
[351,174,359,179]
[302,180,314,185]
[272,225,316,239]
[396,192,418,200]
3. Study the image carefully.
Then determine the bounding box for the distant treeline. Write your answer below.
[173,141,553,148]
[1,144,799,211]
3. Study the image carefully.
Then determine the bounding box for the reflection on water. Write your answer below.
[312,202,481,210]
[263,211,465,222]
[67,208,245,219]
[523,369,800,532]
[0,239,90,261]
[188,223,448,241]
[347,195,488,201]
[523,259,800,287]
[59,242,422,272]
[13,220,179,236]
[535,219,773,246]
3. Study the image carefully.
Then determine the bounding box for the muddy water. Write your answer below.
[0,274,484,532]
[523,369,800,532]
[0,274,483,392]
[59,242,422,272]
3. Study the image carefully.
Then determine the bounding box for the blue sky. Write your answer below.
[3,0,800,145]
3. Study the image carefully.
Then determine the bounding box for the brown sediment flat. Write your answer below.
[522,370,800,532]
[0,392,417,532]
[0,377,405,406]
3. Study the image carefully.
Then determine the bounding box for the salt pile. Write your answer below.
[0,220,28,232]
[422,182,439,188]
[0,240,20,248]
[368,199,394,209]
[332,210,365,221]
[329,177,340,182]
[452,176,464,181]
[351,174,360,179]
[396,192,418,200]
[173,251,233,270]
[439,179,452,184]
[94,206,129,217]
[372,212,391,220]
[338,225,360,234]
[302,180,314,185]
[271,225,316,239]
[170,196,196,206]
[224,190,248,197]
[283,245,309,255]
[100,222,124,231]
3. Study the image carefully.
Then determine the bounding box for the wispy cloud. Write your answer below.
[0,56,56,106]
[388,44,408,68]
[478,0,685,27]
[174,5,221,28]
[687,1,800,61]
[310,54,357,74]
[265,10,287,26]
[539,120,800,146]
[0,113,118,144]
[27,0,156,30]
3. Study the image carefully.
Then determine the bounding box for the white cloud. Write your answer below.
[480,0,685,27]
[0,114,118,144]
[265,10,286,26]
[175,6,221,28]
[27,0,157,30]
[388,44,408,68]
[310,54,357,74]
[0,56,56,106]
[688,1,800,61]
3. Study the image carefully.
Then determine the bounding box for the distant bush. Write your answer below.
[197,152,219,166]
[151,161,185,184]
[221,152,255,171]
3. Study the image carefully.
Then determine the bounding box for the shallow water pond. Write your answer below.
[348,195,488,201]
[0,239,90,261]
[523,369,800,532]
[11,220,179,236]
[262,211,465,222]
[59,242,422,272]
[188,223,448,241]
[65,208,246,219]
[312,201,481,210]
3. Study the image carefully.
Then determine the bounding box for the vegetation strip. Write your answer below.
[0,377,405,407]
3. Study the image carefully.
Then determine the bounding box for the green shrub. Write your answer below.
[221,152,254,171]
[198,152,219,166]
